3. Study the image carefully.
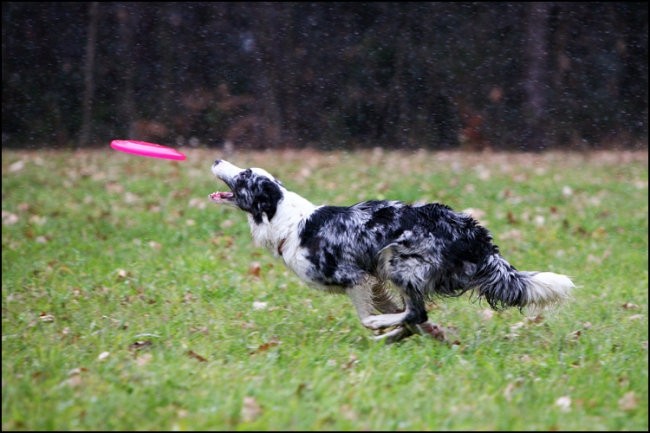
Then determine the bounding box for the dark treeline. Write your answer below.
[2,2,648,150]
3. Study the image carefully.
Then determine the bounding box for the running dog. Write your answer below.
[209,159,574,343]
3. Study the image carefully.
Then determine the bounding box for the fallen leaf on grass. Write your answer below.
[618,391,638,411]
[249,338,280,355]
[59,367,88,388]
[418,322,450,343]
[248,262,262,277]
[116,269,132,279]
[39,312,55,322]
[252,301,268,310]
[622,302,639,310]
[2,210,19,225]
[241,396,263,423]
[68,367,88,376]
[503,378,524,402]
[102,314,129,330]
[9,160,25,172]
[186,350,208,362]
[128,340,153,351]
[617,375,630,388]
[61,374,84,389]
[591,226,607,239]
[97,351,110,361]
[568,330,582,341]
[189,326,209,334]
[555,396,571,412]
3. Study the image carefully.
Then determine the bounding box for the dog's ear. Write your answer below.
[250,178,283,224]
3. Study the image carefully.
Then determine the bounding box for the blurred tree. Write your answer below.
[522,2,551,151]
[1,2,647,150]
[79,2,99,147]
[116,2,136,139]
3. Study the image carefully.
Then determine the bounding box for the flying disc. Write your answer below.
[110,140,186,161]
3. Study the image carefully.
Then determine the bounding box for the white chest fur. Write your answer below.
[248,190,319,282]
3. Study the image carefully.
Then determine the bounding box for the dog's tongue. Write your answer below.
[209,191,234,202]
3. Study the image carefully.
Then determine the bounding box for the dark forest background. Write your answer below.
[2,2,648,151]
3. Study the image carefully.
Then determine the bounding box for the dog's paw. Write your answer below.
[371,326,413,343]
[362,316,383,329]
[362,313,406,329]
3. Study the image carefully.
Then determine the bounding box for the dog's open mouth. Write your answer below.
[209,191,235,204]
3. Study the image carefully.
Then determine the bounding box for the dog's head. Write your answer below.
[210,159,284,224]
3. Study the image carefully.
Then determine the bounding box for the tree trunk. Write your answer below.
[78,2,99,147]
[117,3,136,138]
[249,3,287,148]
[522,2,551,150]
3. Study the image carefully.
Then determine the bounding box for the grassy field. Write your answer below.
[2,148,648,431]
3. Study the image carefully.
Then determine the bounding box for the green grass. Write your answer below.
[2,148,648,431]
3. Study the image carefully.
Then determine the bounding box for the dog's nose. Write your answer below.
[213,159,222,167]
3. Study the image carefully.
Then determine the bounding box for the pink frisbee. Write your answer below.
[110,140,186,161]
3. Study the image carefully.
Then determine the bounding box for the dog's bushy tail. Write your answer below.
[471,254,574,313]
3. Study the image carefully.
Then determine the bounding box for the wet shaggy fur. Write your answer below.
[210,159,574,343]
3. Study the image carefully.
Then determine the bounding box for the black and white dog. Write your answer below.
[210,159,574,343]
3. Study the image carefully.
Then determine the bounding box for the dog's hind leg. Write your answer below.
[360,275,429,332]
[347,277,414,343]
[361,243,439,340]
[346,277,378,322]
[346,276,402,321]
[360,282,447,342]
[370,282,403,314]
[361,287,427,331]
[372,326,413,343]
